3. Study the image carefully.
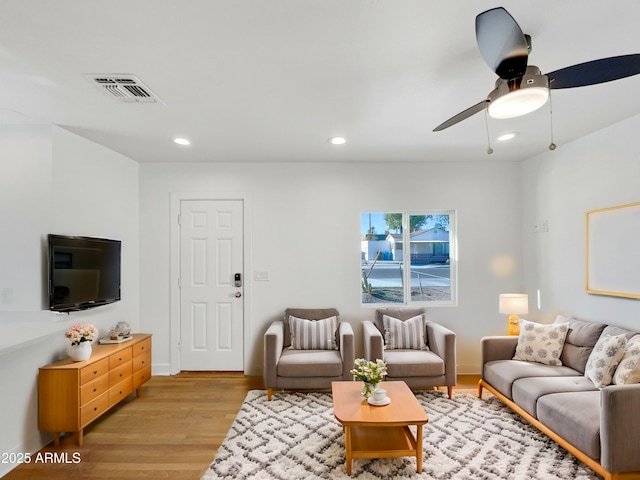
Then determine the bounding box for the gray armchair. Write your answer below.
[263,307,354,400]
[363,307,456,398]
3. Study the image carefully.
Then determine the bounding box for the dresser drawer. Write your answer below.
[133,365,151,390]
[132,351,150,372]
[109,361,132,385]
[80,358,109,385]
[80,374,109,406]
[133,337,151,357]
[109,347,132,369]
[80,393,109,427]
[109,377,133,407]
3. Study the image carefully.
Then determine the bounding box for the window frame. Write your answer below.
[360,210,457,308]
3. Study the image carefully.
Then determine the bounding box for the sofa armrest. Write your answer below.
[339,321,355,380]
[263,320,284,388]
[426,322,456,386]
[600,383,640,473]
[481,336,518,366]
[363,320,384,362]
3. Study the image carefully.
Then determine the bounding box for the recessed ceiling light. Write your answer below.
[497,132,519,142]
[174,137,190,146]
[328,136,346,145]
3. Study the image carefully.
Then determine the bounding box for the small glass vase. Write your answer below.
[68,341,92,362]
[361,382,377,398]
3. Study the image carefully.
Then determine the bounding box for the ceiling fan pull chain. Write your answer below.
[484,108,494,155]
[548,91,557,151]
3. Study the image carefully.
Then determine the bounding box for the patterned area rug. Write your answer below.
[202,390,600,479]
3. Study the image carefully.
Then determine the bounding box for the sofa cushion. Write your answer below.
[555,316,606,373]
[277,349,343,377]
[283,308,340,347]
[375,308,426,344]
[513,320,569,366]
[537,391,601,461]
[384,350,444,377]
[512,376,598,418]
[288,315,338,350]
[613,335,640,385]
[483,360,580,400]
[383,314,427,350]
[585,334,627,388]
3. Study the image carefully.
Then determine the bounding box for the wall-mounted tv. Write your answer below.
[48,234,121,312]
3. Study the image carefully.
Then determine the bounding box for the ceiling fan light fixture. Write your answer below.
[488,87,549,119]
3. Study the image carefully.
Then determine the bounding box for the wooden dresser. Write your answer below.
[38,333,152,446]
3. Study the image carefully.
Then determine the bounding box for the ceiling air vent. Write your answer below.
[84,74,164,104]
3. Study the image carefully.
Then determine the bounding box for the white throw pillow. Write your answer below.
[383,314,427,350]
[288,315,337,350]
[585,334,627,388]
[613,335,640,385]
[513,320,569,366]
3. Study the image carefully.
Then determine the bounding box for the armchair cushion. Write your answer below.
[384,350,444,377]
[277,349,343,377]
[284,307,340,347]
[288,315,337,350]
[383,314,427,350]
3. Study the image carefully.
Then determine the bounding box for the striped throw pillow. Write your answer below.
[383,314,427,350]
[288,315,338,350]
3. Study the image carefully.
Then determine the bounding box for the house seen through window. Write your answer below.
[361,212,456,306]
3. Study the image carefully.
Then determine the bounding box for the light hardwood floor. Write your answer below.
[3,373,480,480]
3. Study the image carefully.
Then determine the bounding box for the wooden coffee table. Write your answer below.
[332,380,429,475]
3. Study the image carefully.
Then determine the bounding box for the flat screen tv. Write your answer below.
[48,234,121,312]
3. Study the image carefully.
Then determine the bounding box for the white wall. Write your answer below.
[0,125,139,476]
[139,160,524,377]
[521,114,640,327]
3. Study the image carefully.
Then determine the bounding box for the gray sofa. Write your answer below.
[478,317,640,480]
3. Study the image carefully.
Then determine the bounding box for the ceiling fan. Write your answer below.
[433,7,640,132]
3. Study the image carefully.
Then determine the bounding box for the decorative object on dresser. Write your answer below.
[64,323,99,361]
[39,333,152,447]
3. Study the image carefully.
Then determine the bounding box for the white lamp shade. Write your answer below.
[488,88,549,119]
[499,293,529,314]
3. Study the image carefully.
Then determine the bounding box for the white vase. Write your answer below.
[68,342,92,362]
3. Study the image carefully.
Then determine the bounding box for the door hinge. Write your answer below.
[178,214,181,225]
[178,277,181,288]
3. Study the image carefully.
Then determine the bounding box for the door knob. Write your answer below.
[234,292,242,298]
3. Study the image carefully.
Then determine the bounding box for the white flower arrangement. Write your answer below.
[350,358,388,385]
[65,323,99,345]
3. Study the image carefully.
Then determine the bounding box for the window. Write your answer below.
[361,211,457,306]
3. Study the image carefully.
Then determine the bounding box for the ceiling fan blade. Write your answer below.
[476,7,529,79]
[547,54,640,89]
[433,100,488,132]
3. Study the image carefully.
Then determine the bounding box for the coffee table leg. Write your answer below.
[344,426,352,475]
[416,425,423,473]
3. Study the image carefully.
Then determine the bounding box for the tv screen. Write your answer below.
[48,234,121,312]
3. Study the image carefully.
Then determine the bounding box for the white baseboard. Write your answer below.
[456,364,481,375]
[151,363,171,376]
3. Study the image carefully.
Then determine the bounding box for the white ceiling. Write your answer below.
[2,0,640,163]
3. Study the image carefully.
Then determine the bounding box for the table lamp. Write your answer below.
[499,293,528,335]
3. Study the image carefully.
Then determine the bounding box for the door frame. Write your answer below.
[169,191,252,375]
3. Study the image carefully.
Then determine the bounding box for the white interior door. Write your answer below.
[179,199,244,371]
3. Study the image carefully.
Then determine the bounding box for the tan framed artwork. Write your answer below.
[585,201,640,299]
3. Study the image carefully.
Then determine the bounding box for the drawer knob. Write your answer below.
[93,388,97,392]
